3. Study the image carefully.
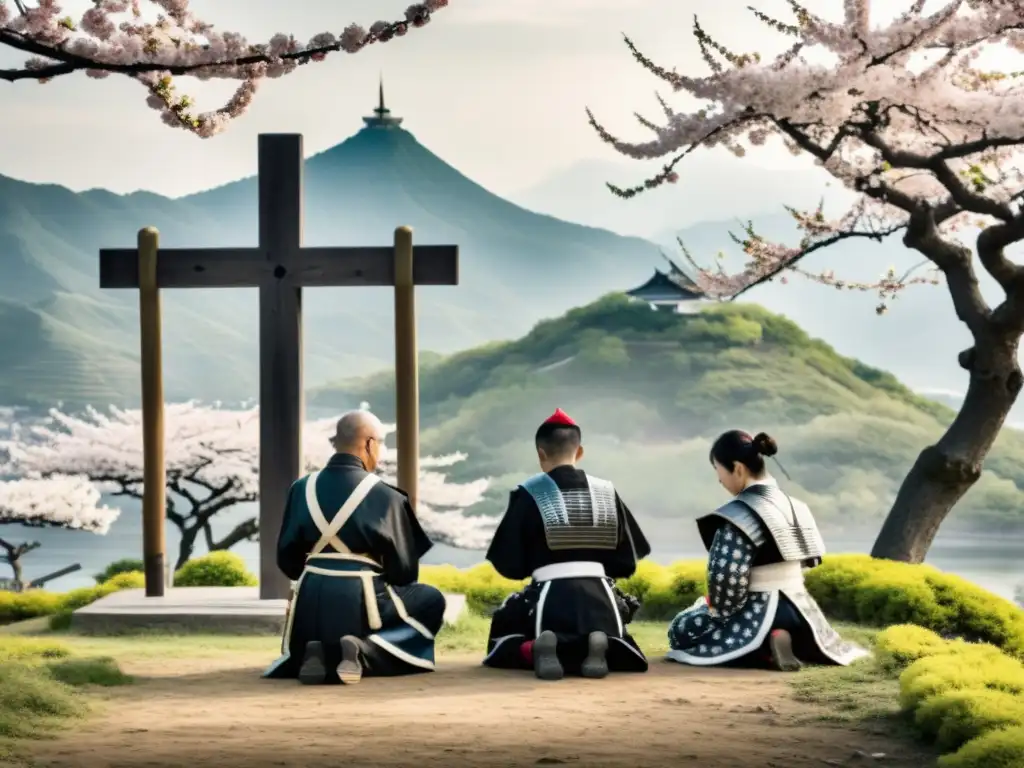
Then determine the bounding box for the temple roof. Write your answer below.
[626,268,706,303]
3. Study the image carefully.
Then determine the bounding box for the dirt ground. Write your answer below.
[27,651,934,768]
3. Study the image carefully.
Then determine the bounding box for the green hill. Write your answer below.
[309,295,1024,532]
[0,101,662,409]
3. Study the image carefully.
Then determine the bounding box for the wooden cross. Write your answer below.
[99,133,459,601]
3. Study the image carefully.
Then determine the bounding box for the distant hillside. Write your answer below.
[0,104,660,409]
[310,295,1024,533]
[649,213,1024,424]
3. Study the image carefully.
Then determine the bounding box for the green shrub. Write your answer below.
[94,558,144,584]
[874,624,955,672]
[0,589,64,624]
[874,623,1024,763]
[452,564,525,615]
[0,572,144,626]
[627,560,705,620]
[915,688,1024,751]
[937,726,1024,768]
[173,552,257,587]
[899,647,1024,711]
[806,555,1024,660]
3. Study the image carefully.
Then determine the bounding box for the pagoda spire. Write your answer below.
[363,76,403,129]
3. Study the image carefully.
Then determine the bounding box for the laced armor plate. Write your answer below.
[520,472,619,551]
[698,483,826,563]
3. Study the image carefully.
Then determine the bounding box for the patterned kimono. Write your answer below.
[667,478,868,667]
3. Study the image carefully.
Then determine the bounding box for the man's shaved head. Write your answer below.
[331,410,386,470]
[332,410,385,447]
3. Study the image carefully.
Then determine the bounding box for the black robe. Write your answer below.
[483,465,651,673]
[263,453,446,679]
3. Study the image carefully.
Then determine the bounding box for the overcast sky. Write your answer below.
[1,0,820,198]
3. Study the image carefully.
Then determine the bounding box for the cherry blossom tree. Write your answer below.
[588,0,1024,563]
[0,0,450,137]
[0,475,120,590]
[1,402,492,570]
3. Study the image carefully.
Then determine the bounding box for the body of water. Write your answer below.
[2,498,1019,601]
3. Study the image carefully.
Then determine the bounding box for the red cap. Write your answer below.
[543,408,577,427]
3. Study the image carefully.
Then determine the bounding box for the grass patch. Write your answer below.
[0,635,133,762]
[46,658,132,687]
[789,625,895,722]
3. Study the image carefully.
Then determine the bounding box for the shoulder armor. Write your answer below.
[696,500,768,552]
[733,484,826,563]
[519,471,618,551]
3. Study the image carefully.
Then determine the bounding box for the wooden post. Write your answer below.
[138,227,166,598]
[393,226,419,508]
[257,134,303,600]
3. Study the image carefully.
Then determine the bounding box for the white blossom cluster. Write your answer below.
[0,474,120,534]
[591,0,1024,305]
[0,0,451,136]
[2,402,494,550]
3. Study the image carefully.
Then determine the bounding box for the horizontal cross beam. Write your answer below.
[99,245,459,289]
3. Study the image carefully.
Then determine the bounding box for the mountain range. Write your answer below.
[0,102,665,409]
[3,96,1022,423]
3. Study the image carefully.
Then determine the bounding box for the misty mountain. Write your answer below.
[0,107,664,408]
[509,155,838,237]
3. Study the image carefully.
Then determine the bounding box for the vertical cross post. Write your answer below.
[393,226,420,508]
[138,227,166,597]
[257,135,304,600]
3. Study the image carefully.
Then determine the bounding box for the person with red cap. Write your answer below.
[481,408,652,680]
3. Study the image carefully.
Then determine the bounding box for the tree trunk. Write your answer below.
[175,525,200,571]
[0,537,25,591]
[8,554,24,591]
[871,337,1023,562]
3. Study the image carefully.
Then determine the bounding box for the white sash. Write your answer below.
[748,561,805,592]
[305,471,381,556]
[297,470,384,630]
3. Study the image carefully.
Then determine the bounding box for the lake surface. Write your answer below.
[4,499,1020,601]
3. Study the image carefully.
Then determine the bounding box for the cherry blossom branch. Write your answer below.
[0,0,451,137]
[588,0,1024,315]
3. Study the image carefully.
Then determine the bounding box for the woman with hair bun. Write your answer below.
[665,429,868,670]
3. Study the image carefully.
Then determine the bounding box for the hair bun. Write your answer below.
[752,432,778,457]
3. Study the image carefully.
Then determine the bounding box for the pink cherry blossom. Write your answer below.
[589,1,1024,312]
[0,0,452,136]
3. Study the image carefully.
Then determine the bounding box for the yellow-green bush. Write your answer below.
[915,688,1024,751]
[874,624,957,672]
[806,555,1024,659]
[173,551,257,587]
[0,571,146,625]
[899,647,1024,710]
[94,558,144,585]
[875,624,1024,766]
[938,726,1024,768]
